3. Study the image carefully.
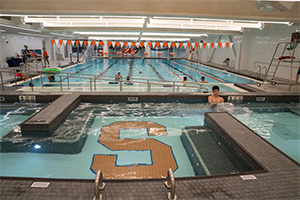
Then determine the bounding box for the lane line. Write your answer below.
[171,60,224,83]
[154,59,182,80]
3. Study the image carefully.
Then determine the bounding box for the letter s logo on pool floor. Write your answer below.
[90,121,178,179]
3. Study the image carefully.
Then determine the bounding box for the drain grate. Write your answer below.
[240,175,257,180]
[31,182,50,188]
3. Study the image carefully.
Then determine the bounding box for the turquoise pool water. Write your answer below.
[22,59,257,92]
[0,102,297,180]
[0,103,45,138]
[233,105,300,163]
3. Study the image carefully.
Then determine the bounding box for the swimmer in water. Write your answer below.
[208,86,224,106]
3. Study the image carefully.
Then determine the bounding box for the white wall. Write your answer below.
[191,24,300,81]
[240,24,300,80]
[0,33,44,67]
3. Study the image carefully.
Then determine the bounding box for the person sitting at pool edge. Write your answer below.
[115,72,122,81]
[182,76,188,82]
[126,76,130,81]
[24,45,38,63]
[200,76,209,83]
[48,72,55,82]
[208,85,224,104]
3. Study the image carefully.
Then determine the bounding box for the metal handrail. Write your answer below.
[165,168,177,200]
[94,170,106,200]
[249,64,267,78]
[0,69,209,92]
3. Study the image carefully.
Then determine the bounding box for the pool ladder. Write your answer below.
[93,170,106,200]
[93,168,176,200]
[165,168,177,200]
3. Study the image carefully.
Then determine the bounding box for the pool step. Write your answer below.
[20,94,81,137]
[181,126,241,176]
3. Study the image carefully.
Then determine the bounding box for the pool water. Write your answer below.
[22,58,256,92]
[233,105,300,163]
[0,102,298,180]
[0,103,45,138]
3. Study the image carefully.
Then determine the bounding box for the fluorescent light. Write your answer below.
[74,31,141,35]
[18,32,52,38]
[147,23,242,31]
[88,36,139,40]
[152,16,293,26]
[0,24,41,32]
[140,37,190,41]
[142,32,207,37]
[0,30,6,32]
[43,22,143,27]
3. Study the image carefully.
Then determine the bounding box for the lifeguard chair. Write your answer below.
[257,32,299,91]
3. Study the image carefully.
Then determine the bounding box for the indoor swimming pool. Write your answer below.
[19,59,257,92]
[0,102,298,180]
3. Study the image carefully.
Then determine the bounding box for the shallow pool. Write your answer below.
[0,102,297,180]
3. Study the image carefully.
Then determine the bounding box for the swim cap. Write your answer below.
[118,72,120,74]
[24,45,28,48]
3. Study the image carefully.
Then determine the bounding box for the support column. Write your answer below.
[103,41,109,57]
[145,42,151,57]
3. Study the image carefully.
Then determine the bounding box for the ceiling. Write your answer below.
[0,0,299,41]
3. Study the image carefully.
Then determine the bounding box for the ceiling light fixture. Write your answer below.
[140,37,190,41]
[74,31,141,35]
[88,36,139,40]
[142,32,208,37]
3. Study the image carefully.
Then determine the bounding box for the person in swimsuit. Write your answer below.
[295,65,300,83]
[24,45,38,63]
[199,76,209,83]
[48,72,55,82]
[182,76,188,82]
[43,48,50,67]
[208,85,224,105]
[115,72,122,81]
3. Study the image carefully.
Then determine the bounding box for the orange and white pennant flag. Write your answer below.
[222,43,226,48]
[120,42,124,48]
[230,43,233,48]
[152,42,156,48]
[136,42,140,48]
[183,43,187,49]
[160,42,164,48]
[103,41,108,47]
[175,43,180,48]
[168,42,172,48]
[112,41,116,48]
[200,43,203,49]
[191,43,195,48]
[67,40,71,46]
[218,43,222,49]
[87,41,91,47]
[226,43,230,48]
[210,43,214,49]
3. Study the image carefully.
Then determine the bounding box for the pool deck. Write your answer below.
[0,112,299,199]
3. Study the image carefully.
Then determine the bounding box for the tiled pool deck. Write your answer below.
[0,91,299,200]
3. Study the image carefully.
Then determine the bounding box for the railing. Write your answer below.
[0,69,209,93]
[165,168,177,200]
[94,170,106,200]
[249,62,267,78]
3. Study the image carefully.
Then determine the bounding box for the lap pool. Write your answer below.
[0,102,298,180]
[19,59,257,92]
